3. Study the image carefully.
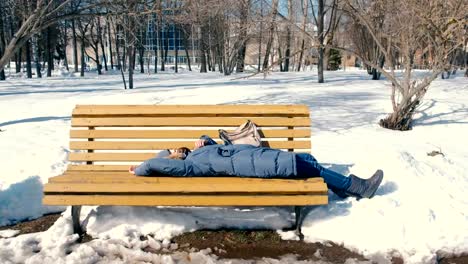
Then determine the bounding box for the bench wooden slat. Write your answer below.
[69,140,311,151]
[44,182,328,193]
[71,117,310,127]
[48,173,324,184]
[70,129,311,139]
[43,194,328,206]
[67,165,130,171]
[73,105,310,116]
[69,152,156,162]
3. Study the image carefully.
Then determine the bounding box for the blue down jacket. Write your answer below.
[134,144,297,178]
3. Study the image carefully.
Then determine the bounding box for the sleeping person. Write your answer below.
[129,135,383,199]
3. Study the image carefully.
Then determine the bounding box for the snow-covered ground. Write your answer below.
[0,69,467,263]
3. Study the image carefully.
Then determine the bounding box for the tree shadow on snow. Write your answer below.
[413,99,468,126]
[0,116,70,127]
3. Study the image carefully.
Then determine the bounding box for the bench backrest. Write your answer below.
[68,105,311,172]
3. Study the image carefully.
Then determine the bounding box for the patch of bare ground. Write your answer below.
[0,213,61,236]
[171,230,368,262]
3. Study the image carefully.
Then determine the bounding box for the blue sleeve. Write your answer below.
[200,135,218,146]
[134,158,192,176]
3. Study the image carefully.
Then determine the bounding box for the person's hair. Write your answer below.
[166,147,191,160]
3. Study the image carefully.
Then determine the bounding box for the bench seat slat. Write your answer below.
[48,173,324,184]
[44,182,328,193]
[69,152,156,162]
[69,140,311,151]
[43,194,328,206]
[73,105,310,116]
[70,129,311,139]
[67,165,130,171]
[71,117,310,127]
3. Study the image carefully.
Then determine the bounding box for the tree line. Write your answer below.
[0,0,466,130]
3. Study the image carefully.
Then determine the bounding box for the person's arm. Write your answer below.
[194,135,218,149]
[132,157,191,176]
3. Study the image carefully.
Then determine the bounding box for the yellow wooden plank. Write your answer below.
[43,181,328,193]
[43,194,328,206]
[70,129,311,139]
[69,152,157,162]
[67,165,130,171]
[73,105,310,116]
[69,140,311,150]
[71,117,310,127]
[49,174,324,184]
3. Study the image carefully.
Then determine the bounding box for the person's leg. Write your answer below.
[295,153,383,199]
[295,153,351,191]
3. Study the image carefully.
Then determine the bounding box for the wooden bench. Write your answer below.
[43,105,328,238]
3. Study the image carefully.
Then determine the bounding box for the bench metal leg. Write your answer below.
[288,206,304,240]
[72,205,84,239]
[294,206,305,240]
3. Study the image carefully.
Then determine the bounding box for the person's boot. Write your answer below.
[345,170,384,199]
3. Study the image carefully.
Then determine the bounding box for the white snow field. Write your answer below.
[0,69,467,263]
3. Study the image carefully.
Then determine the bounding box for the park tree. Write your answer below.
[341,0,466,130]
[0,0,105,77]
[309,0,342,82]
[346,1,386,80]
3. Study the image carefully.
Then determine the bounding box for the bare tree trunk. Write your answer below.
[15,48,23,73]
[163,34,169,69]
[122,43,127,71]
[159,25,165,71]
[95,46,101,75]
[63,21,69,71]
[80,36,85,77]
[137,24,145,74]
[175,26,179,73]
[200,24,208,73]
[257,1,263,73]
[139,45,145,73]
[153,27,158,73]
[113,21,126,89]
[278,46,283,72]
[262,0,279,72]
[379,78,431,131]
[25,41,32,78]
[284,0,293,72]
[71,19,79,72]
[127,13,135,89]
[0,6,6,80]
[132,46,137,71]
[128,45,134,89]
[317,0,324,83]
[107,18,114,70]
[181,29,191,71]
[236,0,250,73]
[98,18,108,72]
[464,35,467,77]
[32,36,42,78]
[14,18,23,73]
[46,27,53,77]
[298,0,310,72]
[88,21,102,75]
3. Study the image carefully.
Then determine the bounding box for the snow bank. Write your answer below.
[0,176,64,226]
